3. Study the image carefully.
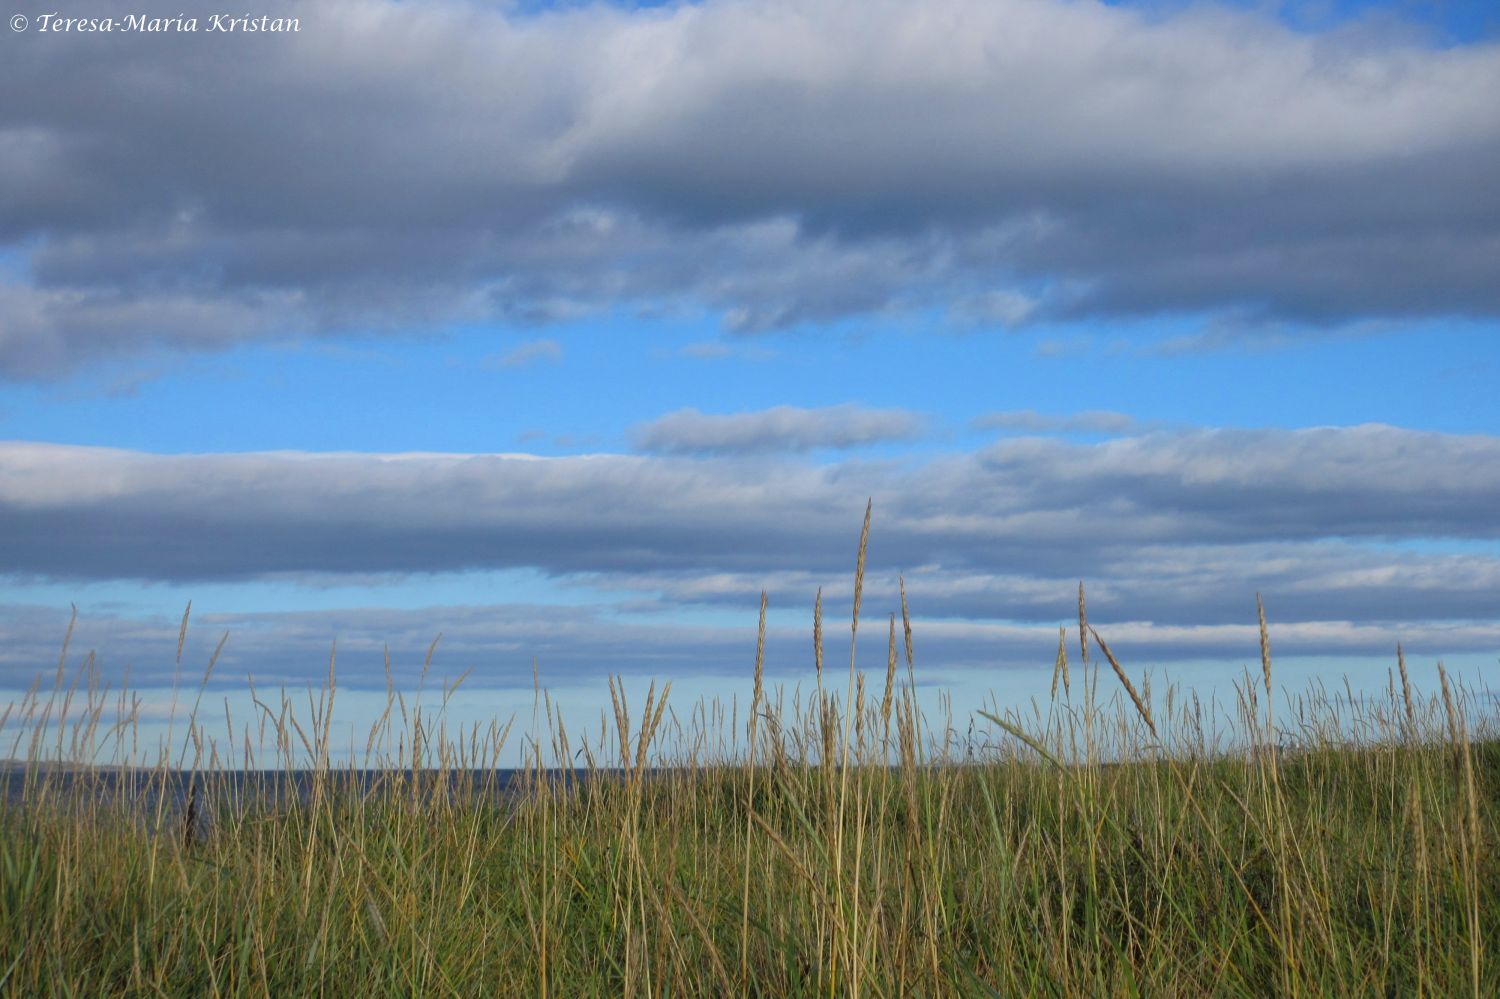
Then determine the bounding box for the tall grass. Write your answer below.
[1,519,1497,996]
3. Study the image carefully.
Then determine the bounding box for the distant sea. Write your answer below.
[0,763,573,826]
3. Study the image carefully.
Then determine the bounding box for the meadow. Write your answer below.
[2,511,1496,996]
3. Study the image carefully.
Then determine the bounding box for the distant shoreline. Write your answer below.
[0,759,144,773]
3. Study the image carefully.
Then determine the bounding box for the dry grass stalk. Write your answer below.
[851,499,872,644]
[609,676,630,772]
[899,575,913,670]
[822,698,838,766]
[740,589,769,983]
[855,673,867,747]
[899,574,919,764]
[58,603,78,676]
[1051,626,1070,699]
[841,500,873,762]
[1257,593,1272,703]
[634,681,672,774]
[881,614,897,737]
[1088,625,1158,742]
[834,498,872,992]
[176,601,192,666]
[813,587,824,681]
[1439,662,1460,753]
[1397,643,1416,737]
[1077,582,1089,666]
[753,591,767,721]
[1438,661,1484,998]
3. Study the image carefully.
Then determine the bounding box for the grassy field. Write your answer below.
[2,519,1496,995]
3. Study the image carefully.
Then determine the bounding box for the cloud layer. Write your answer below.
[6,592,1498,693]
[4,421,1499,686]
[6,425,1499,583]
[3,0,1498,377]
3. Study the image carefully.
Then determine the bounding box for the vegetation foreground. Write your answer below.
[2,517,1497,996]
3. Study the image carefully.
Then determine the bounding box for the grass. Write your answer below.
[1,517,1497,995]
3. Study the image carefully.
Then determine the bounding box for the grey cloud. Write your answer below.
[588,541,1500,629]
[3,424,1500,655]
[5,593,1494,693]
[5,425,1500,586]
[972,409,1143,435]
[949,291,1040,329]
[0,442,871,579]
[0,600,768,690]
[0,282,307,380]
[964,424,1500,544]
[3,0,1499,378]
[632,404,925,454]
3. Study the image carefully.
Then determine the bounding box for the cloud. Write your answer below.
[483,338,563,369]
[5,426,1500,588]
[3,0,1498,378]
[588,540,1500,628]
[5,588,1496,692]
[950,291,1040,329]
[972,409,1143,435]
[632,404,926,454]
[4,422,1500,656]
[0,599,768,689]
[7,420,1500,687]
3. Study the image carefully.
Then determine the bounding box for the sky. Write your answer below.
[2,0,1499,763]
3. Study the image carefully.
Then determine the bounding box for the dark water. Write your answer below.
[0,766,610,837]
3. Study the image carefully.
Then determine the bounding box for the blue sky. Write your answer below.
[2,0,1499,763]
